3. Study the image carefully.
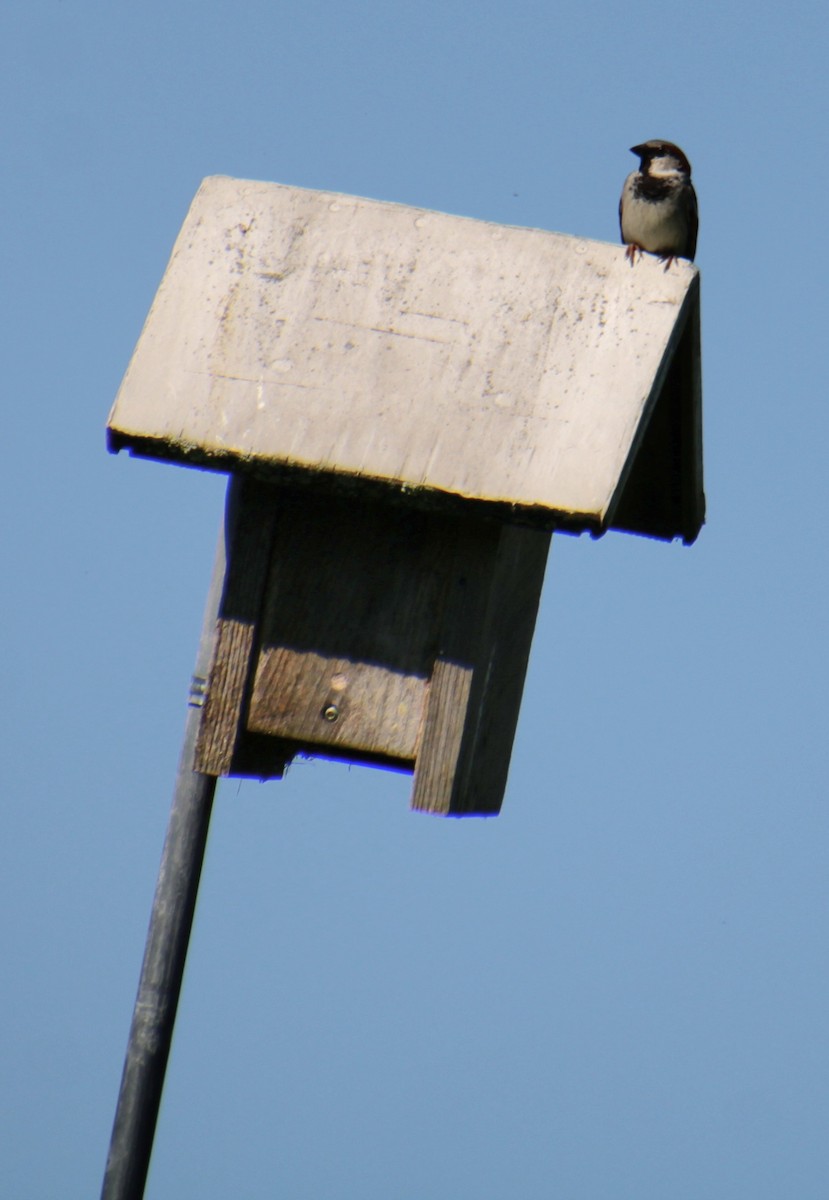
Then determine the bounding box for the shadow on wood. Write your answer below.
[194,477,550,815]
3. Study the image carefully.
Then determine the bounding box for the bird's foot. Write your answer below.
[624,243,642,265]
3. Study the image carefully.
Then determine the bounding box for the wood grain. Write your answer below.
[194,477,279,775]
[247,491,453,761]
[412,521,551,815]
[108,175,703,542]
[195,478,550,813]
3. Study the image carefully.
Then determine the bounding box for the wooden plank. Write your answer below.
[250,648,426,759]
[108,176,702,539]
[246,493,451,761]
[411,522,550,815]
[411,519,502,814]
[194,619,258,774]
[447,524,551,814]
[193,477,279,775]
[677,285,705,542]
[606,277,704,543]
[410,658,475,814]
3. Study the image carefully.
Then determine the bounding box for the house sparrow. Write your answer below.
[619,140,698,269]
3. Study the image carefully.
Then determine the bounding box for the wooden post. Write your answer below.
[100,509,229,1200]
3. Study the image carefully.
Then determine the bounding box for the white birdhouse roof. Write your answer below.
[108,176,703,542]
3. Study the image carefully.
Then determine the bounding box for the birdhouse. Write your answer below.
[108,176,703,816]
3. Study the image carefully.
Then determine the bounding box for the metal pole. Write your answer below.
[101,506,229,1200]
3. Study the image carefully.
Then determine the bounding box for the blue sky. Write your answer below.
[4,2,829,1196]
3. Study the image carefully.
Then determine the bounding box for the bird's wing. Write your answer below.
[618,189,625,243]
[685,183,699,260]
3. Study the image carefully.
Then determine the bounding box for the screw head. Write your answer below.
[322,704,339,722]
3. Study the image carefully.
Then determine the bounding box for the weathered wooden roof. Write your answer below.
[108,176,703,542]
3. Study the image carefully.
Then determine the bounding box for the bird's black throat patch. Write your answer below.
[634,174,678,202]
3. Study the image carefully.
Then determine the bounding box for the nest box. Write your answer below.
[108,176,703,816]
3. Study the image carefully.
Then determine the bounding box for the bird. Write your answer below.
[619,140,698,269]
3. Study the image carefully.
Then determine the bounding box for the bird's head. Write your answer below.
[631,140,692,179]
